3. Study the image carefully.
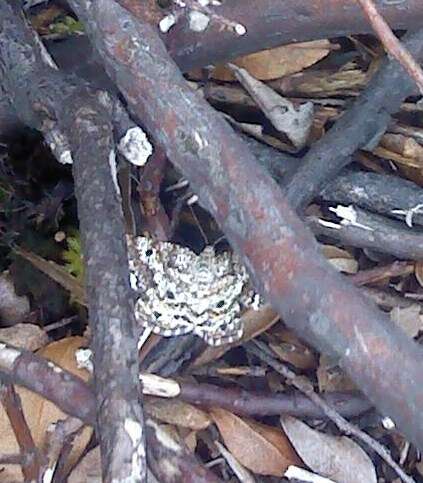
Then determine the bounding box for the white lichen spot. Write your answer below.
[382,416,396,430]
[198,0,210,5]
[42,467,55,483]
[391,203,423,228]
[0,344,20,368]
[159,14,177,33]
[108,150,120,195]
[59,150,73,165]
[186,194,198,205]
[47,361,62,373]
[189,10,210,32]
[124,418,145,481]
[118,127,153,167]
[329,205,373,231]
[125,418,144,447]
[75,348,93,373]
[139,373,181,397]
[127,235,260,346]
[317,218,342,230]
[234,23,247,36]
[137,327,153,349]
[147,419,181,452]
[194,131,207,150]
[130,272,138,290]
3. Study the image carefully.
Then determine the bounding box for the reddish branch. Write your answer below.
[67,0,423,452]
[356,0,423,94]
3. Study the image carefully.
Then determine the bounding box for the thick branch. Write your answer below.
[0,4,146,481]
[68,0,423,451]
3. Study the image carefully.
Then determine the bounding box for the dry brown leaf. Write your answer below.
[390,304,423,338]
[0,272,30,326]
[270,328,316,370]
[380,133,423,163]
[210,40,332,81]
[321,245,358,274]
[317,354,356,393]
[228,63,314,149]
[281,416,377,483]
[144,397,211,430]
[0,323,49,352]
[0,336,91,482]
[211,408,300,476]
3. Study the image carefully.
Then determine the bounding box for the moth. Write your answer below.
[127,235,260,346]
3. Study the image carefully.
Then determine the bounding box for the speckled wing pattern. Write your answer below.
[127,235,260,346]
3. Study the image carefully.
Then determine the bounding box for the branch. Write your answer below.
[67,0,423,452]
[0,3,146,481]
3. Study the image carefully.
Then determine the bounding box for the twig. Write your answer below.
[348,261,414,286]
[246,341,415,483]
[0,382,46,481]
[356,0,423,94]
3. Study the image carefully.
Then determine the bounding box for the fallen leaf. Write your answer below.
[145,397,211,430]
[211,408,300,476]
[390,304,423,338]
[317,354,356,393]
[270,328,317,370]
[0,323,49,352]
[228,63,313,149]
[210,40,332,81]
[321,245,358,274]
[281,416,377,483]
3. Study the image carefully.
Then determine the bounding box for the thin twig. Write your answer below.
[246,341,415,483]
[356,0,423,94]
